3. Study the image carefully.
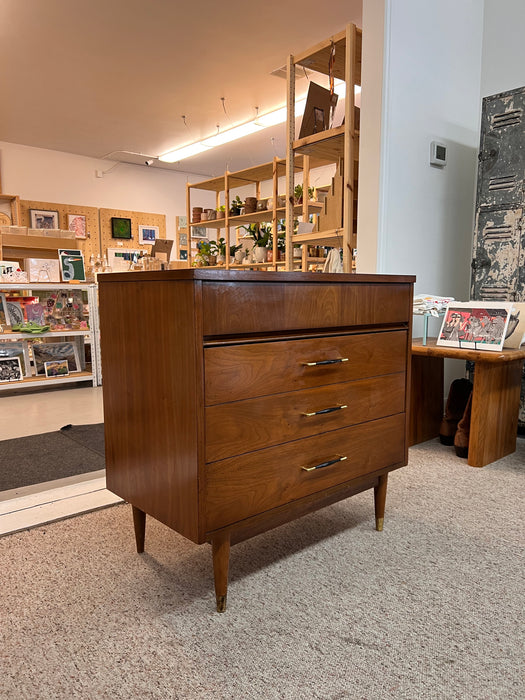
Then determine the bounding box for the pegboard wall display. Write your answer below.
[20,200,100,261]
[99,208,166,256]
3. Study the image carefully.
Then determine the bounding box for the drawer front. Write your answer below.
[205,330,407,405]
[205,413,406,531]
[205,372,405,462]
[202,282,412,336]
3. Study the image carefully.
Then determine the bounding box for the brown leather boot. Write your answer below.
[454,392,472,458]
[439,378,472,445]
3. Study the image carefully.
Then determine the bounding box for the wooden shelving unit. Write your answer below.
[285,23,361,272]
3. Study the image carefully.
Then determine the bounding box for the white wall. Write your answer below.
[361,0,484,335]
[481,0,525,98]
[0,141,215,250]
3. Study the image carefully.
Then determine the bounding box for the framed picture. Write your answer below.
[138,225,159,244]
[176,215,188,232]
[29,209,59,230]
[0,292,9,328]
[180,250,188,261]
[191,226,207,239]
[33,341,81,376]
[437,301,513,352]
[0,341,31,377]
[58,249,86,282]
[111,217,132,239]
[44,359,70,378]
[6,300,24,326]
[67,214,87,239]
[0,356,23,382]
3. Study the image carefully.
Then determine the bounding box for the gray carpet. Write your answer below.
[0,423,105,490]
[0,437,523,699]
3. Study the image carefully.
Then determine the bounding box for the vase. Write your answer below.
[254,246,267,263]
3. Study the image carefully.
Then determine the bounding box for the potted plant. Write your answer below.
[216,205,226,219]
[214,237,227,263]
[230,243,243,263]
[195,240,212,266]
[229,195,243,216]
[294,184,315,204]
[243,223,271,262]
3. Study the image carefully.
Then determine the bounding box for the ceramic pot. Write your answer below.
[254,246,268,263]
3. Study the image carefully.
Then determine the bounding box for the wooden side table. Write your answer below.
[409,338,525,467]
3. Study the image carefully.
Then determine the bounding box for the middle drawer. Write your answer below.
[205,372,405,462]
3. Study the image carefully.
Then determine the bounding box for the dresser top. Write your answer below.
[99,269,416,285]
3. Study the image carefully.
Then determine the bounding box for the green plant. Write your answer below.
[217,205,226,212]
[229,195,243,215]
[242,222,271,247]
[294,184,315,202]
[230,243,242,256]
[215,237,227,256]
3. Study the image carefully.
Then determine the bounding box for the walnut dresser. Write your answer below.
[98,270,415,611]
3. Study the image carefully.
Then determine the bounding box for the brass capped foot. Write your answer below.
[216,594,227,613]
[375,517,384,532]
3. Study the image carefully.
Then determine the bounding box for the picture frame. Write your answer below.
[191,226,207,239]
[298,82,339,139]
[29,209,59,230]
[33,341,81,376]
[58,249,86,282]
[437,301,513,352]
[138,224,159,244]
[111,217,132,239]
[0,292,9,328]
[176,215,188,232]
[151,238,173,261]
[6,300,24,326]
[67,214,87,239]
[0,341,31,377]
[0,356,23,383]
[44,359,70,378]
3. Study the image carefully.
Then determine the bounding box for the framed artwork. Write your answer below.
[298,82,338,139]
[111,217,132,239]
[138,225,159,244]
[191,226,207,239]
[0,341,31,377]
[0,293,9,328]
[437,301,513,352]
[176,215,188,232]
[0,356,23,382]
[180,250,188,261]
[68,214,87,239]
[29,209,59,230]
[6,300,24,326]
[44,359,70,378]
[33,341,80,376]
[58,249,86,282]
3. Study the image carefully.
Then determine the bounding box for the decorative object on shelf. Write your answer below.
[111,217,132,239]
[298,82,338,138]
[151,238,173,262]
[6,300,24,326]
[138,225,159,244]
[176,215,188,231]
[244,197,257,214]
[216,206,226,219]
[58,249,86,282]
[229,196,243,216]
[191,226,207,239]
[256,199,268,211]
[437,301,513,352]
[67,214,87,239]
[44,359,70,378]
[0,356,23,382]
[0,293,9,328]
[24,258,61,283]
[33,341,81,375]
[29,209,59,230]
[293,184,314,205]
[192,207,203,223]
[0,341,31,377]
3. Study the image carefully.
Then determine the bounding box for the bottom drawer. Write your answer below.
[205,413,406,531]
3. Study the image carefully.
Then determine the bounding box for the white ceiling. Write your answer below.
[0,0,362,178]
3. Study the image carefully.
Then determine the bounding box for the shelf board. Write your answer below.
[293,26,362,85]
[1,330,91,340]
[292,228,345,247]
[0,370,94,391]
[0,283,93,291]
[293,126,360,164]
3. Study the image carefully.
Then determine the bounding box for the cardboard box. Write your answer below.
[24,258,60,283]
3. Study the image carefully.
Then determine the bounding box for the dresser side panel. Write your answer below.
[99,278,201,542]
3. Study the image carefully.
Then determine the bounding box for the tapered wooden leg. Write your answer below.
[132,505,146,553]
[211,532,231,613]
[374,474,388,531]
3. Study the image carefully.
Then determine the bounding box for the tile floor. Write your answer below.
[0,385,122,536]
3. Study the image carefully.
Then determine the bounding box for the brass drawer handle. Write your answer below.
[302,404,348,417]
[302,358,349,367]
[301,455,348,472]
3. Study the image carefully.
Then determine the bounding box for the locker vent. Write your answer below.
[480,285,512,300]
[491,109,522,128]
[488,174,517,191]
[483,224,513,240]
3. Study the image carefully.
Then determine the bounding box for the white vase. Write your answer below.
[254,246,268,263]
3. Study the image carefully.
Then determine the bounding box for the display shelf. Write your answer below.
[292,227,345,247]
[0,283,100,389]
[189,202,324,230]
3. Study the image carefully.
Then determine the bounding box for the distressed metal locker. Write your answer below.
[471,86,525,431]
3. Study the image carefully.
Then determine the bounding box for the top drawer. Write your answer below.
[205,330,407,405]
[201,281,411,336]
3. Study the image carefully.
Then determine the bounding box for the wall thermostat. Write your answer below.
[430,141,447,167]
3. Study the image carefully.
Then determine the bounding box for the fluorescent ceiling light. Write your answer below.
[159,141,210,163]
[202,121,263,147]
